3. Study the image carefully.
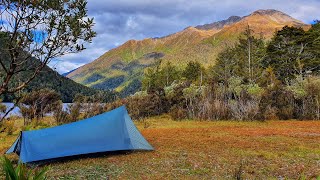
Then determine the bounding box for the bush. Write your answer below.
[260,86,295,120]
[0,102,7,122]
[67,102,82,122]
[22,120,51,131]
[287,76,320,120]
[53,109,69,125]
[19,88,61,124]
[263,105,279,120]
[0,102,6,114]
[1,156,48,180]
[169,106,188,120]
[82,102,105,119]
[199,99,230,120]
[229,100,260,121]
[0,120,15,135]
[127,93,163,119]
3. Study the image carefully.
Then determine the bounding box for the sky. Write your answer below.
[49,0,320,74]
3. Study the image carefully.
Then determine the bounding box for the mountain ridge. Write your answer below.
[67,9,310,97]
[195,15,242,30]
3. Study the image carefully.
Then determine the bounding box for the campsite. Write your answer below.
[1,0,320,179]
[1,116,320,179]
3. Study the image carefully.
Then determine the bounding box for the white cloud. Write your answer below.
[49,61,84,74]
[291,5,320,23]
[50,0,320,74]
[126,16,138,29]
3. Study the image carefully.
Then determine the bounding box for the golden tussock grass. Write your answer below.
[1,116,320,179]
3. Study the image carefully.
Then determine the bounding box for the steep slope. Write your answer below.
[195,16,242,30]
[1,64,112,103]
[0,34,113,103]
[68,27,219,96]
[210,9,307,40]
[67,9,310,96]
[62,68,78,77]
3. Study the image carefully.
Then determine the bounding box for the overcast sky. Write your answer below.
[49,0,320,74]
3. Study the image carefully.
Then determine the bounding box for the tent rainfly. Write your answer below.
[6,106,153,163]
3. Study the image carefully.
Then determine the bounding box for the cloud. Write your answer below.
[49,60,84,74]
[50,0,320,74]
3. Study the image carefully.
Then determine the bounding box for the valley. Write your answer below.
[67,9,310,96]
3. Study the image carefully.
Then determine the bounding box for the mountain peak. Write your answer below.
[251,9,287,16]
[246,9,305,26]
[68,9,310,95]
[227,16,242,21]
[184,26,196,30]
[195,15,242,30]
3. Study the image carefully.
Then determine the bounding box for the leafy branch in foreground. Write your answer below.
[0,0,96,121]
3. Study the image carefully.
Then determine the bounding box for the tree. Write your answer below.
[303,21,320,75]
[142,60,163,91]
[212,26,266,85]
[0,0,96,121]
[286,76,320,120]
[235,26,266,83]
[211,47,237,84]
[162,62,180,87]
[182,61,202,82]
[53,102,69,125]
[19,88,61,124]
[262,25,320,82]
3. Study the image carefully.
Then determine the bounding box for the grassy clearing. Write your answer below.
[1,116,320,179]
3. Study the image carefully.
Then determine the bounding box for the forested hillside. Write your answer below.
[0,65,114,103]
[0,33,114,103]
[67,9,310,97]
[105,22,320,121]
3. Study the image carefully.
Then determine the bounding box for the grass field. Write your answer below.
[1,116,320,179]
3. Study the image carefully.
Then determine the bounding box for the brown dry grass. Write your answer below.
[1,116,320,179]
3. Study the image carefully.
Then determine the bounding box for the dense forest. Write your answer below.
[0,32,115,103]
[21,65,115,103]
[105,22,320,121]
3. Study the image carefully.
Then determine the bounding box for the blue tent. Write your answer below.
[6,106,153,163]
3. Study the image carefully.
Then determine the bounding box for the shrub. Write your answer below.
[260,86,295,120]
[22,120,51,131]
[1,156,48,180]
[287,76,320,120]
[0,102,6,115]
[82,102,105,119]
[52,101,68,124]
[169,106,188,120]
[183,84,205,119]
[263,105,279,120]
[53,109,69,125]
[0,120,15,135]
[19,88,61,123]
[67,102,82,122]
[229,100,260,121]
[245,83,264,100]
[0,102,7,122]
[200,99,230,120]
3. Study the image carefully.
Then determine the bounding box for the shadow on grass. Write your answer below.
[27,150,153,167]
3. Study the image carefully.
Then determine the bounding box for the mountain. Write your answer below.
[25,66,113,102]
[0,32,116,103]
[1,64,113,103]
[62,68,78,77]
[67,9,310,97]
[195,16,242,30]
